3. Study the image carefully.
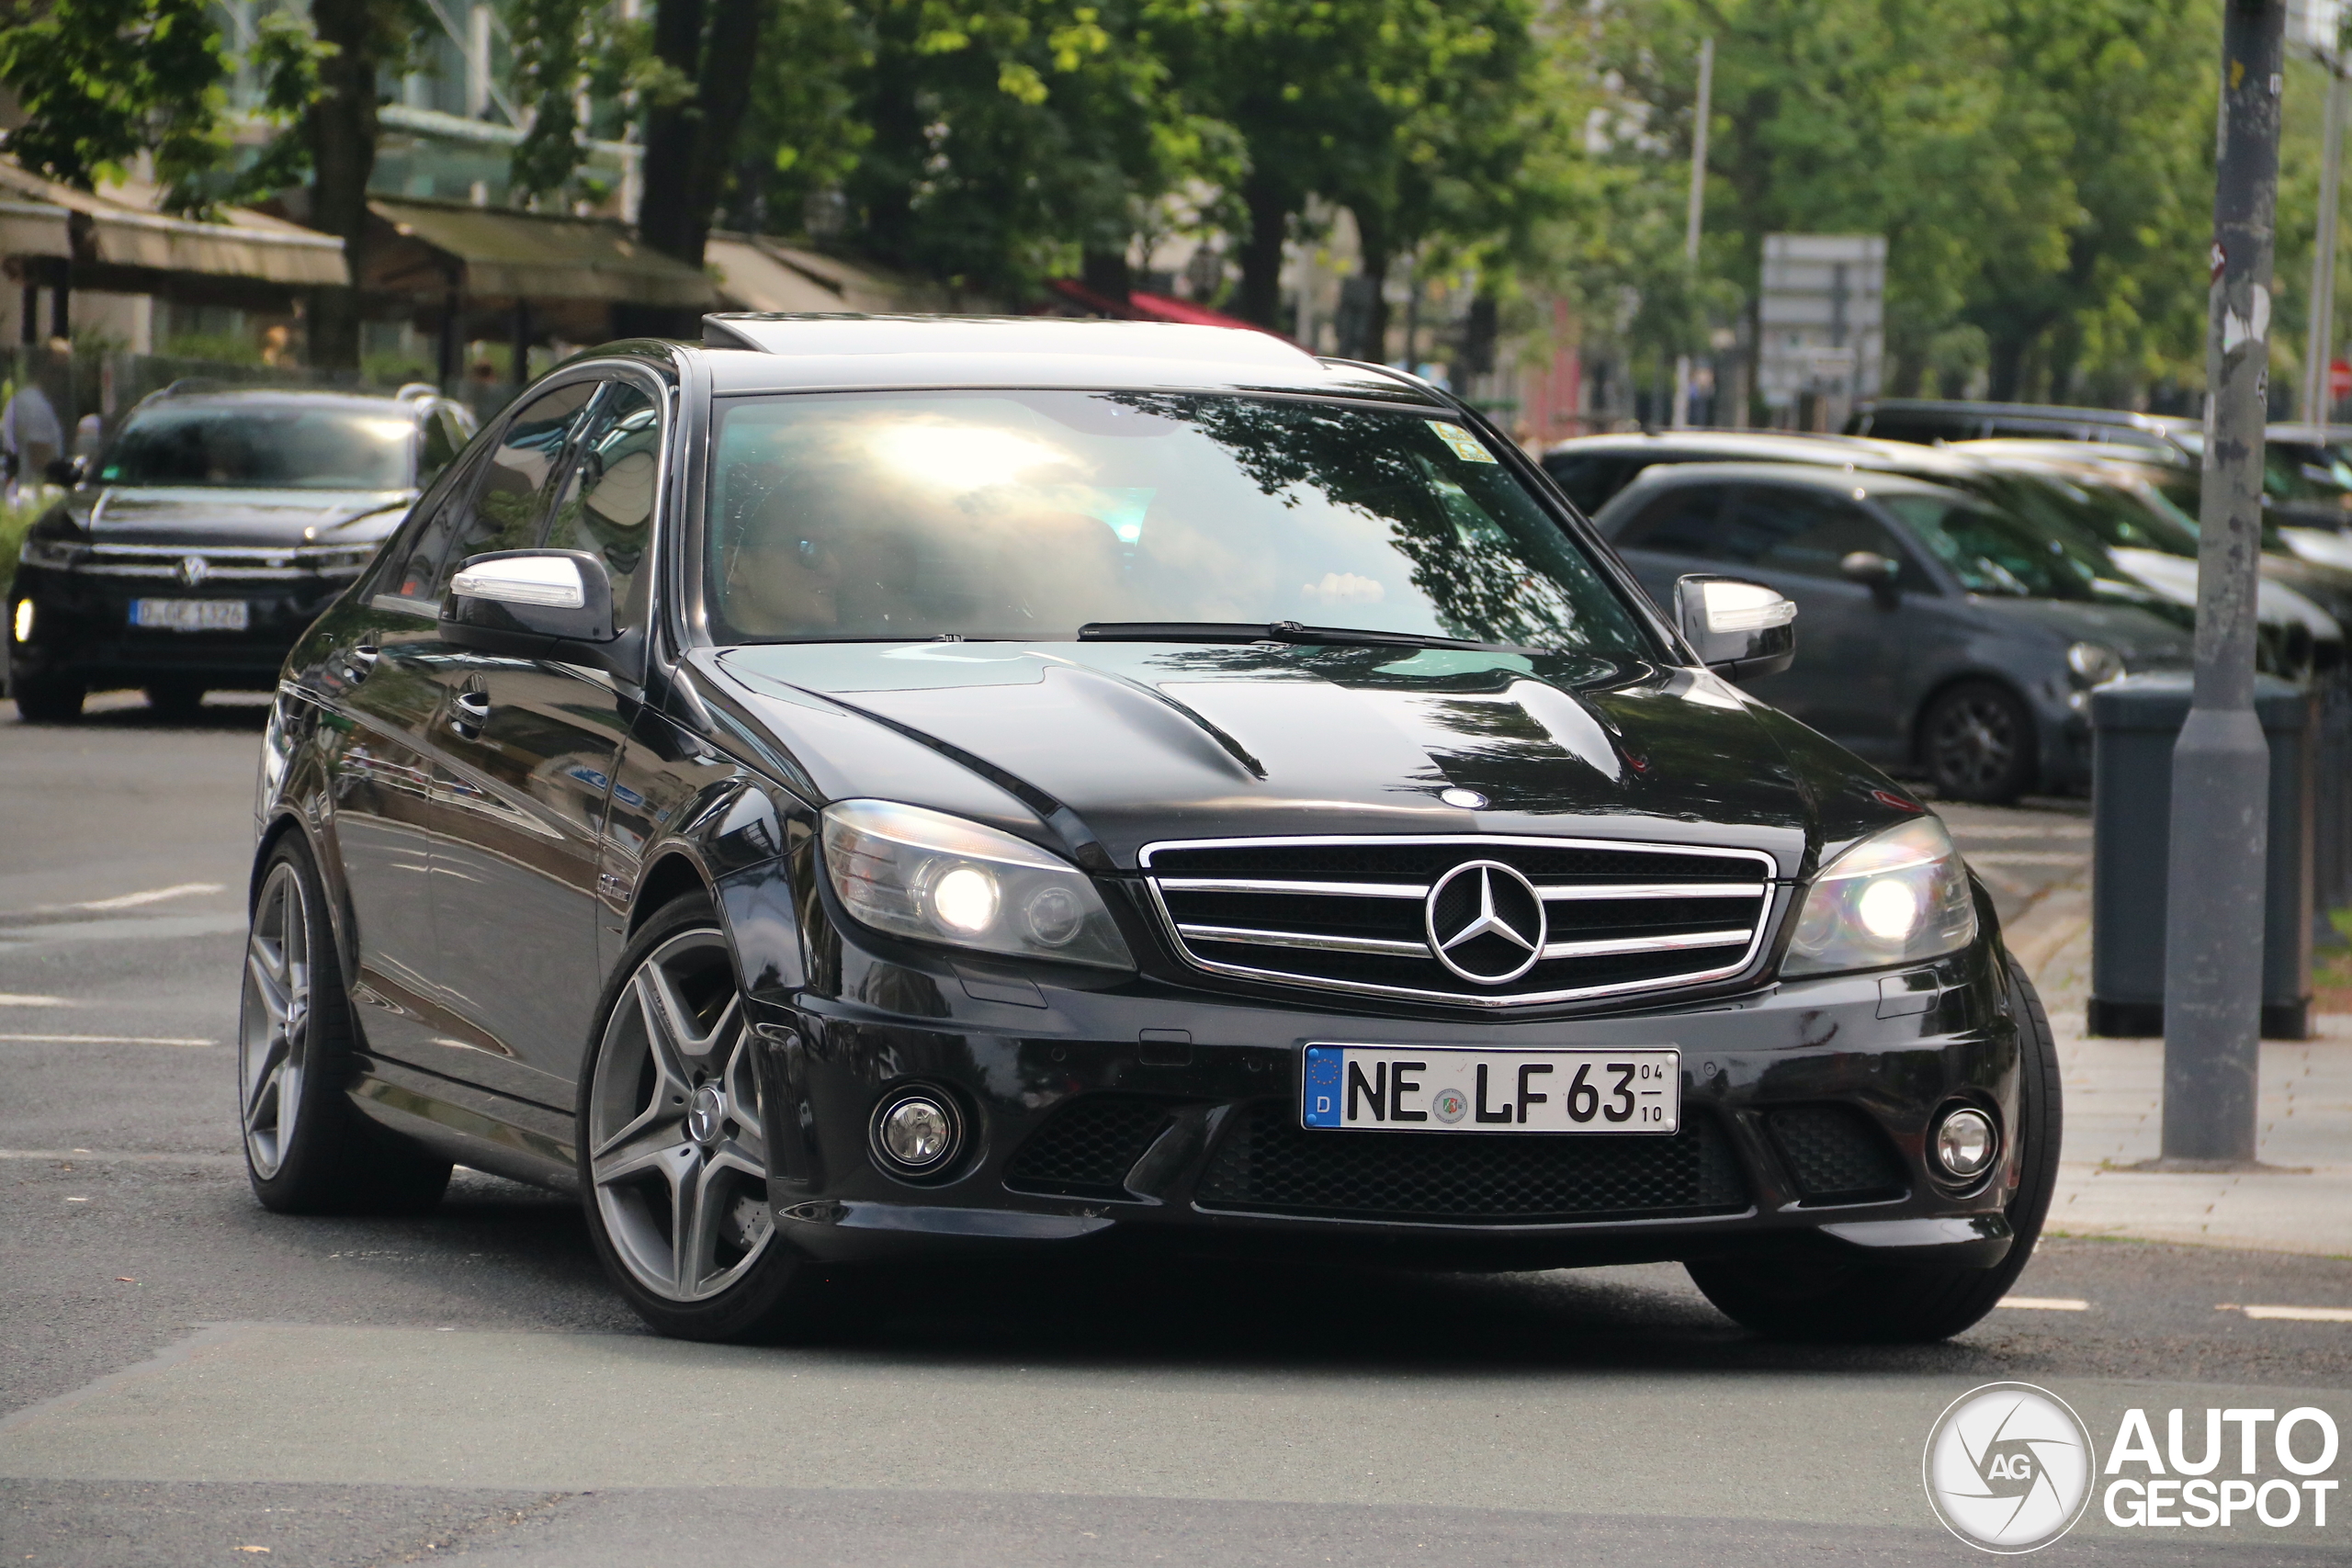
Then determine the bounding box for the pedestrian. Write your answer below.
[1,368,62,503]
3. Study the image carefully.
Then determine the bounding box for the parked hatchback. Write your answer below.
[7,385,475,721]
[1592,462,2192,802]
[243,317,2058,1348]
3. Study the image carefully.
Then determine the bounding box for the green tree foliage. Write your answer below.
[0,0,232,211]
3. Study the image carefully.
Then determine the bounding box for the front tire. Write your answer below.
[577,893,855,1343]
[1920,680,2037,804]
[10,670,85,724]
[1687,954,2062,1342]
[240,834,452,1214]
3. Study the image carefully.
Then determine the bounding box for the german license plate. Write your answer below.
[131,598,248,632]
[1302,1045,1679,1133]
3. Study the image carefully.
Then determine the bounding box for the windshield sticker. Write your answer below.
[1428,421,1498,463]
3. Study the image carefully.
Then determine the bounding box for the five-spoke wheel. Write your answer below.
[240,858,312,1180]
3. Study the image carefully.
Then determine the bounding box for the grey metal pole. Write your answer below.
[2163,0,2286,1166]
[2301,64,2345,423]
[1670,37,1713,429]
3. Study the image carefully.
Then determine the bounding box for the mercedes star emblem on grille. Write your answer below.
[177,554,210,586]
[1424,861,1546,985]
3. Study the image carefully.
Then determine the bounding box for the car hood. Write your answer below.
[70,486,413,547]
[704,641,1894,875]
[2110,547,2342,639]
[1968,596,2195,670]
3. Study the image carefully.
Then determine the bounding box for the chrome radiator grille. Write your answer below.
[1141,835,1781,1007]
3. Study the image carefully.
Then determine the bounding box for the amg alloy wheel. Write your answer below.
[240,835,451,1213]
[578,896,855,1342]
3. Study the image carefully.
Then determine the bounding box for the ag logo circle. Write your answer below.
[1923,1382,2094,1553]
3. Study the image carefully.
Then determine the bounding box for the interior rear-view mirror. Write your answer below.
[1674,575,1796,682]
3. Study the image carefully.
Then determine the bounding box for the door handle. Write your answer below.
[452,689,491,735]
[343,645,379,682]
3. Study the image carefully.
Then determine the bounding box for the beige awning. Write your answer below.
[0,198,73,260]
[706,232,969,314]
[369,197,714,306]
[0,160,345,283]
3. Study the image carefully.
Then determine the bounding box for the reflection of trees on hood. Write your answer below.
[1102,392,1636,653]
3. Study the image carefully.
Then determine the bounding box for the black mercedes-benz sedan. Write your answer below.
[7,384,475,721]
[241,315,2056,1346]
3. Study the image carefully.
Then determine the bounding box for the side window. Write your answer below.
[546,381,662,629]
[1613,483,1732,555]
[375,448,484,604]
[1737,488,1913,581]
[422,381,599,604]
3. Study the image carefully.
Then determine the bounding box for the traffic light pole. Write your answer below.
[2161,0,2285,1166]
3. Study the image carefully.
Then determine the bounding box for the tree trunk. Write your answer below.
[676,0,763,265]
[1985,332,2030,402]
[306,0,382,371]
[628,0,764,337]
[1081,249,1133,305]
[1236,175,1290,327]
[635,0,707,265]
[1354,209,1391,363]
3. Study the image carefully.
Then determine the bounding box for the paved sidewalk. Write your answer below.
[1995,848,2352,1259]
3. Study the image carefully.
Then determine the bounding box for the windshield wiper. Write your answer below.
[1077,621,1537,652]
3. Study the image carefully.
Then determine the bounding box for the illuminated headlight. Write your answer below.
[2065,640,2124,686]
[820,799,1134,969]
[1782,817,1978,977]
[10,597,30,642]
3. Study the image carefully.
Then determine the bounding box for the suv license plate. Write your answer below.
[131,598,248,632]
[1303,1045,1679,1134]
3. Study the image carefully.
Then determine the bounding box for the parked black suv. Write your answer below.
[240,317,2056,1346]
[7,385,475,721]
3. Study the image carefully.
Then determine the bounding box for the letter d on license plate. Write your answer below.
[1302,1045,1679,1134]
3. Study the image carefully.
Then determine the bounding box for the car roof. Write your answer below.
[1542,430,1883,462]
[696,313,1431,401]
[1856,397,2180,431]
[131,387,435,419]
[1598,460,1972,510]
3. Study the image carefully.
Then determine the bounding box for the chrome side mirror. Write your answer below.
[442,549,618,653]
[1674,575,1796,682]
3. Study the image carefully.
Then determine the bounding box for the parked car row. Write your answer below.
[1541,423,2352,804]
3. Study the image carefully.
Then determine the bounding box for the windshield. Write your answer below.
[1881,494,2098,598]
[704,390,1650,654]
[100,403,416,491]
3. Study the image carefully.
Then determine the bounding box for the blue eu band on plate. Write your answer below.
[1303,1045,1679,1133]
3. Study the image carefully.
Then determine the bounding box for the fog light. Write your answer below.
[871,1089,961,1175]
[1932,1107,1998,1179]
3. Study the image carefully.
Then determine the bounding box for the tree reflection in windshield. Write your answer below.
[705,389,1650,657]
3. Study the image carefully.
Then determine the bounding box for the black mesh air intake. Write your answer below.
[1003,1096,1176,1200]
[1195,1103,1747,1224]
[1765,1106,1909,1203]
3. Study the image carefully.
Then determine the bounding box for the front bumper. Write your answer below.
[7,563,352,689]
[744,938,2026,1275]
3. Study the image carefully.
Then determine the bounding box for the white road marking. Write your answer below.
[72,882,226,911]
[1947,824,2092,840]
[0,1148,243,1165]
[1997,1295,2090,1312]
[0,993,70,1007]
[2223,1303,2352,1323]
[0,1032,217,1047]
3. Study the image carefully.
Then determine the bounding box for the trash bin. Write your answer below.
[2086,672,2314,1040]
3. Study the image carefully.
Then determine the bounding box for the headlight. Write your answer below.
[2065,640,2124,686]
[17,535,83,570]
[820,799,1134,970]
[1781,817,1978,977]
[298,544,381,576]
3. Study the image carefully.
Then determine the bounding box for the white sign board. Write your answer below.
[1757,233,1885,423]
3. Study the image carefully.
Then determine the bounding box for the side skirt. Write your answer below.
[347,1053,579,1193]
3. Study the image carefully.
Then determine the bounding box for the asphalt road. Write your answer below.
[1,694,2346,1568]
